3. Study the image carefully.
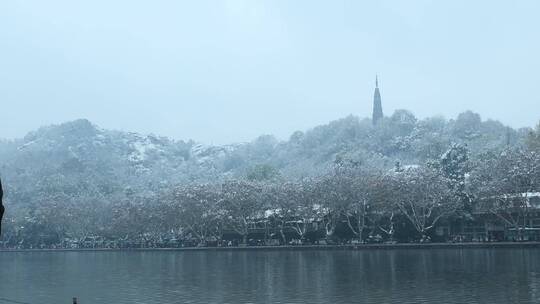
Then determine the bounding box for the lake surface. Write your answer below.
[1,248,540,304]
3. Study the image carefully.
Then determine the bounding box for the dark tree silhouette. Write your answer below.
[0,178,4,236]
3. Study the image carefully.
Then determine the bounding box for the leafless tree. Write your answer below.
[170,184,221,245]
[385,167,459,239]
[220,180,263,245]
[471,149,540,240]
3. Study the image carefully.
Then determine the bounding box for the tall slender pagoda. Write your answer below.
[372,76,383,125]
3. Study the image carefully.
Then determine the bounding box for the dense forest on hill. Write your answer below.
[0,110,538,247]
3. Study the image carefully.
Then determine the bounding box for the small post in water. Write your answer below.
[73,297,78,304]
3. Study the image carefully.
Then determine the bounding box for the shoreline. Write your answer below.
[1,242,540,252]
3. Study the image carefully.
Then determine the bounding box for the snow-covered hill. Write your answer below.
[0,112,528,208]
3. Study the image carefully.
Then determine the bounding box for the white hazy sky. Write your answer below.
[1,1,539,144]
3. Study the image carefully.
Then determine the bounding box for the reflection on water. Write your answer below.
[1,249,539,304]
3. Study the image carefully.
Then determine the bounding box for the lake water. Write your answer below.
[1,248,539,304]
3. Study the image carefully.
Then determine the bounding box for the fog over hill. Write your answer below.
[0,110,532,210]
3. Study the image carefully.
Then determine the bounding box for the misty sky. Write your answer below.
[1,1,539,144]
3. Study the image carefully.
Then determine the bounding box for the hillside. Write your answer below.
[0,111,530,210]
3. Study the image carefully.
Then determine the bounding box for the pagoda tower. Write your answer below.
[372,76,383,125]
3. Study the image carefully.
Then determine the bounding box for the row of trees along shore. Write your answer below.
[2,140,540,249]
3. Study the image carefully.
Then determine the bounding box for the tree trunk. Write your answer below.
[280,225,286,245]
[325,220,335,240]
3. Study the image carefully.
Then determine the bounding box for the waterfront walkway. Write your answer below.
[1,242,540,252]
